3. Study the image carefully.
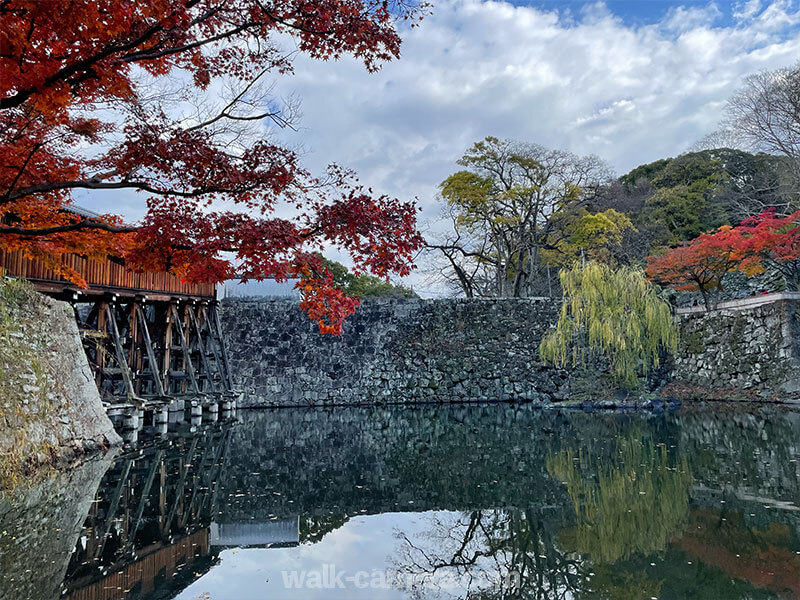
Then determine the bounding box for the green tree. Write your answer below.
[641,184,718,245]
[543,208,634,267]
[618,158,671,189]
[427,137,612,298]
[637,152,729,244]
[317,256,415,299]
[606,148,796,261]
[539,262,678,388]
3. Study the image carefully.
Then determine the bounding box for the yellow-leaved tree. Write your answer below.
[539,262,678,389]
[543,208,635,267]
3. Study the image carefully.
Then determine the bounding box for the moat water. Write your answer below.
[2,403,800,600]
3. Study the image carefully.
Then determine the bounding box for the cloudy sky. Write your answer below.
[77,0,800,292]
[265,0,800,207]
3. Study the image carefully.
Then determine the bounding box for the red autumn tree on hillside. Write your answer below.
[734,208,800,288]
[0,0,426,333]
[646,209,800,309]
[645,226,741,310]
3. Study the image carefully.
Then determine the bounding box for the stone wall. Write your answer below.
[222,294,800,406]
[673,294,800,398]
[221,297,570,407]
[0,281,120,481]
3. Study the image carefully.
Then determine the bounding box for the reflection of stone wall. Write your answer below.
[221,298,568,407]
[0,453,114,600]
[24,404,800,600]
[676,409,800,512]
[674,297,800,396]
[217,404,800,529]
[219,405,578,522]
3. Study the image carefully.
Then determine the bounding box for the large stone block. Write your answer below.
[673,298,800,398]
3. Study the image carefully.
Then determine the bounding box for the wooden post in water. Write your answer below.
[95,300,108,389]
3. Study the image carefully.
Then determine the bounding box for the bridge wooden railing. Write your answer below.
[0,249,237,417]
[0,248,215,300]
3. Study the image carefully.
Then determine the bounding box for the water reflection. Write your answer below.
[0,452,115,600]
[63,423,231,600]
[393,508,582,599]
[547,433,692,564]
[1,404,800,600]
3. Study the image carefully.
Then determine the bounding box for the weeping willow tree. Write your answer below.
[539,262,678,389]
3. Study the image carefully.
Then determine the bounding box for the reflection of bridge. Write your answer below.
[63,423,232,600]
[0,247,237,426]
[210,519,300,548]
[65,529,213,600]
[18,404,800,600]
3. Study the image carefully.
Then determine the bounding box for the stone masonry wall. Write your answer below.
[222,295,800,407]
[0,283,121,478]
[673,297,800,397]
[221,298,569,407]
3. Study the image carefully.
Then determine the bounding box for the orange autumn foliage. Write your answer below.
[0,0,426,333]
[734,208,800,285]
[646,226,741,310]
[647,209,800,309]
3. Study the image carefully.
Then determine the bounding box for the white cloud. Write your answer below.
[734,0,763,21]
[663,3,722,32]
[76,0,800,292]
[263,0,800,208]
[753,0,800,31]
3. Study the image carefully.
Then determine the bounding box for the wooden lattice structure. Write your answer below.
[64,424,231,600]
[0,248,236,417]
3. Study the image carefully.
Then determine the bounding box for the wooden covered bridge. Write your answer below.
[0,245,238,427]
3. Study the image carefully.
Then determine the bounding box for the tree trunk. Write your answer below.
[700,287,711,311]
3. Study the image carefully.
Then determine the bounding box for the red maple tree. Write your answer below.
[646,226,741,310]
[0,0,426,333]
[647,210,800,310]
[733,208,800,288]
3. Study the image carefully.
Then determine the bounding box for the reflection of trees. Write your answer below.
[577,564,663,600]
[392,508,585,599]
[299,513,350,544]
[391,431,695,599]
[546,434,691,564]
[674,509,800,599]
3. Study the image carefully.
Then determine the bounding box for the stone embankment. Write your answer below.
[0,280,120,483]
[671,293,800,399]
[222,298,570,407]
[223,294,800,407]
[222,297,664,407]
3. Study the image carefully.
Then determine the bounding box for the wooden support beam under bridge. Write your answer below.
[0,248,238,421]
[76,295,237,414]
